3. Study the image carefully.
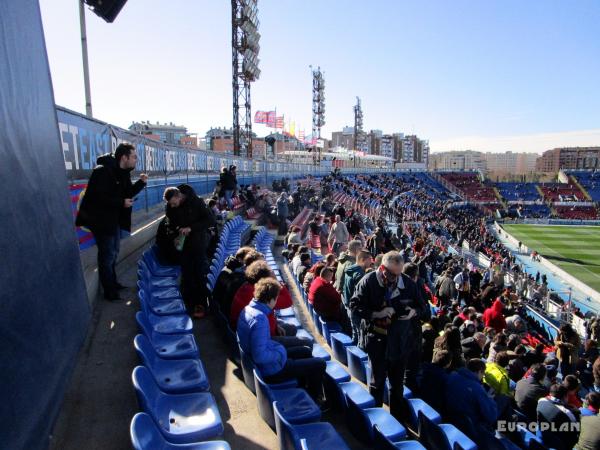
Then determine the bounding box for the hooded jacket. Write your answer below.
[237,300,287,376]
[76,153,146,233]
[334,252,355,291]
[483,299,507,333]
[342,263,366,305]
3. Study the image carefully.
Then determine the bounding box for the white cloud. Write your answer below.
[430,129,600,154]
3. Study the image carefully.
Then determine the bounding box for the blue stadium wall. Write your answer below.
[0,2,90,449]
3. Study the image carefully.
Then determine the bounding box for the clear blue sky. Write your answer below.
[40,0,600,153]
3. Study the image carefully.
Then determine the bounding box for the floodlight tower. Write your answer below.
[232,0,261,157]
[310,66,325,141]
[353,96,364,151]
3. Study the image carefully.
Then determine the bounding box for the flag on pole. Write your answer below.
[266,111,276,128]
[275,116,284,129]
[298,129,305,142]
[254,111,267,123]
[289,121,296,137]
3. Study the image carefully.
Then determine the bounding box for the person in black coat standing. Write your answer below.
[166,184,216,318]
[349,250,429,420]
[76,143,147,300]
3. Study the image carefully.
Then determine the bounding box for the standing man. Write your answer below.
[276,192,290,236]
[349,251,428,420]
[76,143,147,300]
[328,214,349,256]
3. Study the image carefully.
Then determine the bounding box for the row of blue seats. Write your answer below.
[248,227,354,449]
[129,242,232,448]
[289,267,478,450]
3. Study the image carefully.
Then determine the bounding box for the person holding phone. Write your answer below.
[349,250,429,420]
[76,143,147,300]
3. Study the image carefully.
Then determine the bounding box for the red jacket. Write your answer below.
[308,276,342,321]
[483,299,507,333]
[230,282,293,335]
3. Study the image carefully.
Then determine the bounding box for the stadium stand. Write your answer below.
[569,171,600,202]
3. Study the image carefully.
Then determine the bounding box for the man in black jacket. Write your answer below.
[167,184,216,317]
[76,143,147,300]
[515,363,548,421]
[349,250,429,420]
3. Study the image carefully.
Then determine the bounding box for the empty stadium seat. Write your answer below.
[346,346,368,383]
[418,412,477,450]
[333,380,376,412]
[137,311,193,335]
[330,332,353,365]
[253,369,321,430]
[319,318,342,346]
[406,398,442,435]
[273,401,350,450]
[130,412,231,450]
[132,366,224,444]
[346,396,407,444]
[138,289,186,316]
[311,343,331,361]
[134,334,209,394]
[373,424,426,450]
[136,315,199,360]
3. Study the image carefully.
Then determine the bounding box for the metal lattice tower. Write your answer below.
[310,66,325,141]
[232,0,260,157]
[353,96,364,151]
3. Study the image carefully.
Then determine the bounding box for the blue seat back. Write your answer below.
[254,369,276,429]
[132,366,161,415]
[133,334,157,367]
[273,401,298,450]
[238,343,256,393]
[136,312,154,339]
[130,412,165,450]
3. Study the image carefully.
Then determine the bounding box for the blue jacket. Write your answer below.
[445,367,498,432]
[237,300,287,376]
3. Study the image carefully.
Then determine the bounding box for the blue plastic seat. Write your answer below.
[346,396,407,444]
[131,412,231,450]
[238,344,257,393]
[278,316,301,329]
[134,334,209,393]
[254,369,321,430]
[276,307,296,318]
[325,360,351,383]
[346,346,368,383]
[382,378,414,405]
[328,380,375,413]
[295,328,314,342]
[312,310,323,335]
[137,278,181,301]
[406,398,441,435]
[373,425,426,450]
[330,332,353,365]
[139,310,192,335]
[319,318,342,346]
[273,402,350,450]
[418,412,477,450]
[311,343,331,361]
[132,366,224,444]
[136,314,199,359]
[139,289,186,316]
[143,251,181,278]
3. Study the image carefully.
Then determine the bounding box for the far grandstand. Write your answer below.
[502,224,600,293]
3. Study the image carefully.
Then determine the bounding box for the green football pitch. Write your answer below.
[502,224,600,293]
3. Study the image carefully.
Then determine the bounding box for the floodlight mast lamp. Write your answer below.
[353,96,364,152]
[232,0,260,157]
[310,65,325,165]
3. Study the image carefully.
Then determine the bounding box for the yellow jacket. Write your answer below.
[484,362,511,396]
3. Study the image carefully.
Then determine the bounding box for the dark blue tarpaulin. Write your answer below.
[0,1,91,449]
